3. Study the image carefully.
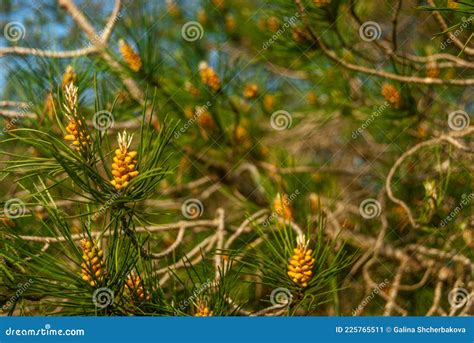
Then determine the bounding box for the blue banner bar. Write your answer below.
[0,317,472,343]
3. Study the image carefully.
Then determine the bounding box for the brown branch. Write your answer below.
[427,0,474,56]
[296,0,474,86]
[385,128,474,228]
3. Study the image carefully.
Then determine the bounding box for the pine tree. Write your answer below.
[0,0,473,316]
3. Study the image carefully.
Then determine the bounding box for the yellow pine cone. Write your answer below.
[119,39,142,72]
[225,15,236,32]
[292,27,310,44]
[64,118,91,151]
[111,130,139,190]
[287,235,315,288]
[381,83,401,109]
[447,0,458,8]
[234,125,252,148]
[196,107,216,130]
[211,0,225,10]
[184,81,200,97]
[426,61,439,79]
[314,0,331,6]
[199,61,221,92]
[62,65,76,88]
[126,273,151,301]
[80,238,104,287]
[44,91,54,120]
[309,193,320,214]
[166,0,181,17]
[243,83,258,98]
[267,16,280,33]
[263,94,276,112]
[197,8,208,25]
[184,105,194,119]
[194,301,213,316]
[307,91,318,105]
[273,193,293,220]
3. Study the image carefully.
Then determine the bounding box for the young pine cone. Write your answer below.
[63,84,91,151]
[80,238,104,287]
[273,193,293,220]
[234,124,252,148]
[111,130,139,191]
[426,61,440,79]
[126,273,151,301]
[287,235,315,288]
[381,83,401,109]
[184,81,200,97]
[62,65,76,89]
[194,300,213,316]
[119,39,142,72]
[64,118,91,151]
[199,61,221,92]
[263,94,276,112]
[243,83,258,99]
[267,16,280,33]
[314,0,331,6]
